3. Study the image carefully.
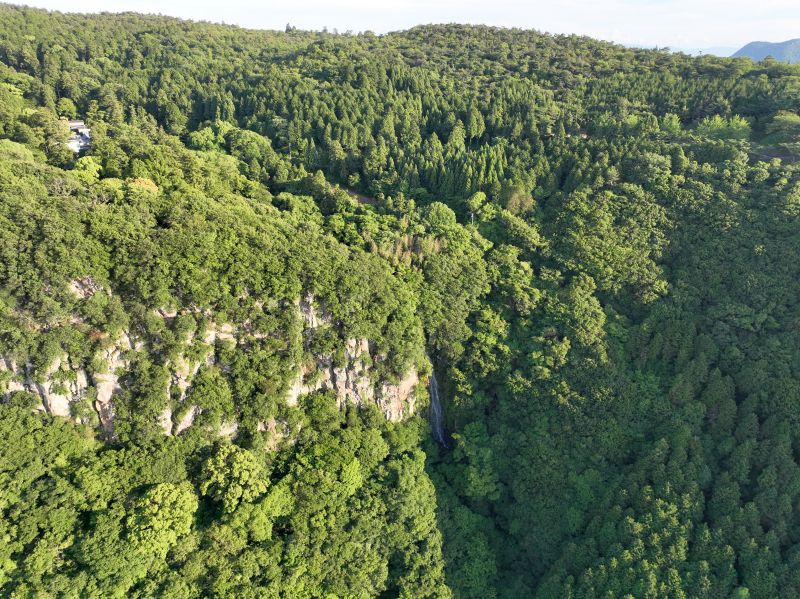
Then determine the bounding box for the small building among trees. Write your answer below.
[66,119,91,152]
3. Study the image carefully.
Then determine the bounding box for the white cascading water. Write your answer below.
[428,373,448,447]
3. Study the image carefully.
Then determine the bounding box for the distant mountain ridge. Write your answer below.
[732,38,800,63]
[671,46,738,57]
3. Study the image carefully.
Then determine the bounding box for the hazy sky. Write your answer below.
[19,0,800,51]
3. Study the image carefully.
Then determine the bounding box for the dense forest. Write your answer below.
[1,4,800,597]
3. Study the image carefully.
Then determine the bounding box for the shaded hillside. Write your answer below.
[733,38,800,62]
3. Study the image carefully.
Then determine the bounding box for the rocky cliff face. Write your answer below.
[0,333,134,439]
[286,293,419,420]
[0,355,89,418]
[92,333,137,438]
[0,287,422,439]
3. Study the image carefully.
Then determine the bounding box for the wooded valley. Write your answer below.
[1,4,800,597]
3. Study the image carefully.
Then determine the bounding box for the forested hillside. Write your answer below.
[1,4,800,597]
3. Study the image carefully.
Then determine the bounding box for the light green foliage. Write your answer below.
[661,113,683,135]
[0,394,450,597]
[424,201,457,235]
[187,367,234,427]
[765,110,800,143]
[127,482,198,557]
[199,443,268,513]
[696,114,752,140]
[72,155,101,184]
[56,97,77,118]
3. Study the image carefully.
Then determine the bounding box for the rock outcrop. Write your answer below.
[68,276,101,299]
[286,294,421,421]
[91,333,137,439]
[0,328,138,439]
[0,355,90,419]
[2,291,423,439]
[202,321,236,346]
[377,368,419,421]
[174,405,199,435]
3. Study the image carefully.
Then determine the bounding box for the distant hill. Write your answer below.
[671,46,738,57]
[732,38,800,62]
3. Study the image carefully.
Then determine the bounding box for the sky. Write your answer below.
[19,0,800,54]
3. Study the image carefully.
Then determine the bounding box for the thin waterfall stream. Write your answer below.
[428,373,448,448]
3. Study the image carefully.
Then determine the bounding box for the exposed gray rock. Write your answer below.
[175,405,199,435]
[218,421,239,438]
[285,293,421,420]
[1,355,89,417]
[169,356,201,403]
[0,356,28,396]
[377,368,419,421]
[331,337,374,407]
[3,292,422,441]
[203,321,236,346]
[299,292,328,329]
[164,355,206,435]
[92,333,133,439]
[37,357,69,416]
[158,406,173,435]
[68,277,101,299]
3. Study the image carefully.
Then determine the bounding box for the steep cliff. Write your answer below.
[287,294,421,420]
[0,287,424,440]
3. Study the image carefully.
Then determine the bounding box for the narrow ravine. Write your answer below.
[428,373,448,448]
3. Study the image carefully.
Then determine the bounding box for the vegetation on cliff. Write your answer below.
[2,4,800,597]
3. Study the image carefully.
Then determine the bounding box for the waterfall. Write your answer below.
[428,373,448,448]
